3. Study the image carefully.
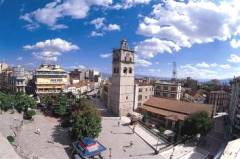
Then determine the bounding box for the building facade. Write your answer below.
[139,97,213,131]
[154,81,181,100]
[209,90,230,112]
[134,82,154,110]
[229,77,240,138]
[34,64,68,95]
[108,39,135,116]
[69,69,85,84]
[9,65,27,93]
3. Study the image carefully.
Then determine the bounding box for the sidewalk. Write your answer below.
[160,144,208,159]
[122,117,167,151]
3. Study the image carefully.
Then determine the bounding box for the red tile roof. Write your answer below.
[140,97,213,121]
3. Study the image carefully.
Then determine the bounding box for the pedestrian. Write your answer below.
[36,128,40,135]
[130,141,133,148]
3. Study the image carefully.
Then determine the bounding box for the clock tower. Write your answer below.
[108,39,135,116]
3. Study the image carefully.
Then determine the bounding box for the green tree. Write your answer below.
[142,112,149,123]
[54,94,69,116]
[181,111,212,138]
[71,99,101,140]
[15,94,36,112]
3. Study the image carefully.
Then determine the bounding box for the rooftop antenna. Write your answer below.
[172,62,177,81]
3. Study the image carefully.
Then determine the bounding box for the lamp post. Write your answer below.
[169,147,175,159]
[109,148,112,159]
[0,100,2,114]
[155,137,160,154]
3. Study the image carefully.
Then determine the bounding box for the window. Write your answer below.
[129,67,132,74]
[145,96,148,99]
[138,103,142,107]
[171,87,176,91]
[138,95,142,101]
[123,67,127,74]
[139,88,142,92]
[126,96,128,100]
[145,88,148,91]
[164,86,168,90]
[113,68,117,73]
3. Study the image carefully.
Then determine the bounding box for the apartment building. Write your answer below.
[134,81,154,110]
[154,81,182,100]
[9,65,27,93]
[34,64,68,95]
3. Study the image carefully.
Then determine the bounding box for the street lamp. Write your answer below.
[109,148,112,159]
[155,136,160,154]
[169,147,175,159]
[0,101,2,114]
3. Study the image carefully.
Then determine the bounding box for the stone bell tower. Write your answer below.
[108,39,135,116]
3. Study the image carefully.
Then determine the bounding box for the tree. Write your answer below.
[142,112,149,123]
[15,93,36,112]
[71,99,101,140]
[181,111,212,138]
[54,94,69,116]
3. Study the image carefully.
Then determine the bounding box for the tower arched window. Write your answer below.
[129,67,132,74]
[123,67,127,74]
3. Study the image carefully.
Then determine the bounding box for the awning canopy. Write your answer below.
[72,137,106,158]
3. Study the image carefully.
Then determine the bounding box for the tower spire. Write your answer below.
[120,39,128,50]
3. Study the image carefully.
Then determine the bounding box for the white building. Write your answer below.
[154,81,182,100]
[133,81,154,110]
[108,39,135,116]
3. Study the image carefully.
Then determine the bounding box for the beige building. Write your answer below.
[134,81,154,110]
[154,81,181,100]
[108,39,135,116]
[0,62,8,73]
[34,64,68,95]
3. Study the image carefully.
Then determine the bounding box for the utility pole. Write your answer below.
[172,62,177,81]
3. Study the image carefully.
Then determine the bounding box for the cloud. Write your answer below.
[104,24,121,31]
[179,62,232,79]
[90,18,105,29]
[100,53,112,58]
[16,57,23,61]
[135,55,152,67]
[227,54,240,63]
[20,0,112,30]
[23,38,79,62]
[90,31,104,37]
[195,62,211,68]
[135,38,180,58]
[111,0,151,10]
[230,39,240,49]
[90,17,120,36]
[136,0,240,58]
[69,64,86,70]
[219,64,231,69]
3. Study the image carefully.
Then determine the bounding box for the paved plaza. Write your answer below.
[0,99,211,159]
[97,117,165,159]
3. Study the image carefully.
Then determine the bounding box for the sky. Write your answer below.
[0,0,240,79]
